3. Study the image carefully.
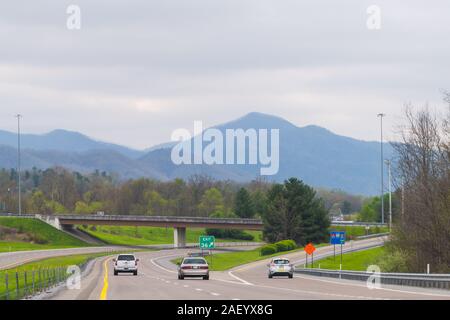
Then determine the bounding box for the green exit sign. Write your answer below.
[199,236,215,249]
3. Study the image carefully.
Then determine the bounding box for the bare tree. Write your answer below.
[391,99,450,273]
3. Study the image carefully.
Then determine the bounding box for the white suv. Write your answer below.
[113,254,139,276]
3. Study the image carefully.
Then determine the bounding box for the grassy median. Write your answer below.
[0,217,90,253]
[79,225,262,246]
[306,246,385,271]
[171,244,330,271]
[0,252,110,300]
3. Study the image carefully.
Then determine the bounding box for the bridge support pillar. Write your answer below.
[173,227,186,248]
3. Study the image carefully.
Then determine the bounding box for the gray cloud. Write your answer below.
[0,0,449,148]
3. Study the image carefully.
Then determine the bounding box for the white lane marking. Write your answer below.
[183,285,189,288]
[223,240,384,285]
[195,288,203,291]
[253,282,389,300]
[150,255,179,274]
[228,271,253,286]
[232,298,240,300]
[174,282,178,285]
[215,279,248,286]
[294,274,450,298]
[210,292,220,296]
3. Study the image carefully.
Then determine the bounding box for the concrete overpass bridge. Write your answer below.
[37,214,264,248]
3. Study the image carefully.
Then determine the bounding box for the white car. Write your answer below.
[267,257,294,278]
[113,254,139,276]
[178,257,209,280]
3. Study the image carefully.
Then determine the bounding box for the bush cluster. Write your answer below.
[205,228,254,241]
[260,239,297,256]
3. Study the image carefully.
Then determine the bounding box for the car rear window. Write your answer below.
[183,258,207,265]
[118,255,135,261]
[273,259,289,265]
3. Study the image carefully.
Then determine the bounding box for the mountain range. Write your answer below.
[0,112,393,195]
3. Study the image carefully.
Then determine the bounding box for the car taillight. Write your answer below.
[199,266,208,270]
[181,266,192,270]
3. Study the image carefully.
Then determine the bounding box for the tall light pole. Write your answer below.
[385,159,392,232]
[16,114,22,215]
[377,113,385,224]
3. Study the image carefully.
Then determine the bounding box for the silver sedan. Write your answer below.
[178,257,210,280]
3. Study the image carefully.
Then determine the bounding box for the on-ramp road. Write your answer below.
[50,237,450,300]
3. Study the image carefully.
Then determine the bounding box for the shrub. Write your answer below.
[260,244,278,256]
[275,241,289,252]
[30,234,48,244]
[374,250,409,272]
[206,228,254,241]
[282,240,297,250]
[274,239,297,252]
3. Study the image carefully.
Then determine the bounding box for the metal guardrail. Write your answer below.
[295,268,450,290]
[0,213,262,225]
[356,232,390,240]
[0,213,35,218]
[331,221,388,227]
[57,214,263,225]
[0,266,71,300]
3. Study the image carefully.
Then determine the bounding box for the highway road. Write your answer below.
[0,246,130,270]
[0,242,262,271]
[49,237,450,300]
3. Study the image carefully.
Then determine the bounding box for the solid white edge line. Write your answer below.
[150,254,179,274]
[294,274,450,298]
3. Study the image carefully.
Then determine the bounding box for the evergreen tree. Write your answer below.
[263,178,330,245]
[234,188,255,218]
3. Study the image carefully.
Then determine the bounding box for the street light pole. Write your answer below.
[15,114,22,215]
[377,113,385,224]
[385,160,392,232]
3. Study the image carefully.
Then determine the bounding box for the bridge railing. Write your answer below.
[56,214,263,225]
[295,268,450,290]
[0,213,263,226]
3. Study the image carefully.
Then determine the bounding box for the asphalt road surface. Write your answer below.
[0,242,262,271]
[0,246,128,270]
[49,237,450,300]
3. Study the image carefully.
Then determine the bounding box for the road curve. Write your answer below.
[49,237,450,300]
[0,242,262,271]
[0,246,128,270]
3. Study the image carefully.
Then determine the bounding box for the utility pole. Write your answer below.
[16,114,22,215]
[385,160,392,232]
[401,177,405,217]
[377,113,385,224]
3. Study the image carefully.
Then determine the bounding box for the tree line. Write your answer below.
[386,96,450,273]
[0,168,331,245]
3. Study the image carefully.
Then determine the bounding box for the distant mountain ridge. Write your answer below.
[0,129,144,158]
[0,113,393,195]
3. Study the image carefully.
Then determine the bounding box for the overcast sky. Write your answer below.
[0,0,449,149]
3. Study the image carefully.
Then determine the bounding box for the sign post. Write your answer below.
[199,236,215,266]
[330,231,346,267]
[304,243,316,268]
